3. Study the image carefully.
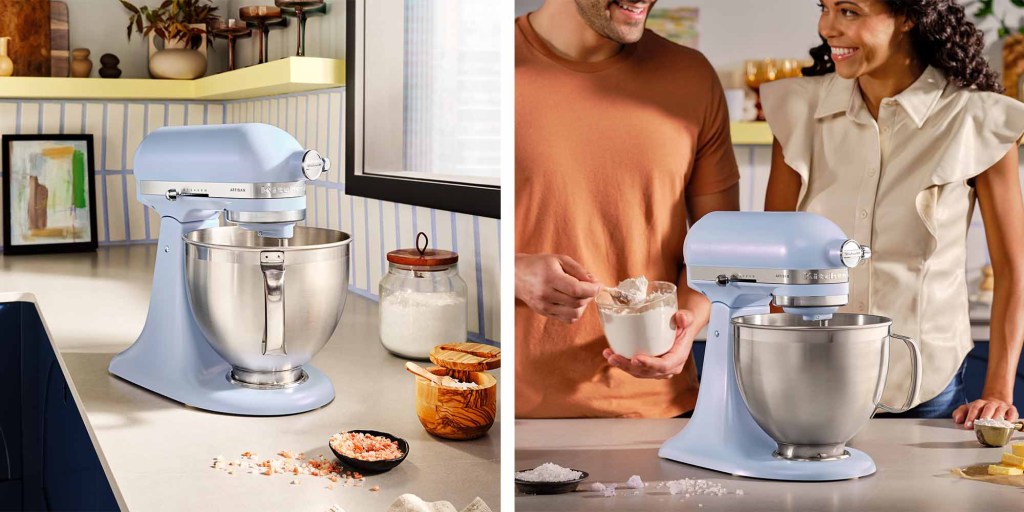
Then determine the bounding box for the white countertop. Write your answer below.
[515,418,1021,511]
[0,245,499,511]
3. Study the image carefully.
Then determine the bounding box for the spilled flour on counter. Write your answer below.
[581,476,743,501]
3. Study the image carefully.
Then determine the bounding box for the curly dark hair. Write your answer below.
[802,0,1003,93]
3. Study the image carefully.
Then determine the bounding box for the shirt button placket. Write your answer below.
[863,103,896,313]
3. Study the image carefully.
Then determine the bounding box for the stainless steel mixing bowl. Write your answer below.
[184,226,351,388]
[733,313,921,460]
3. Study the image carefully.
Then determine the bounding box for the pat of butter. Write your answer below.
[1001,452,1024,468]
[987,464,1023,476]
[1012,442,1024,458]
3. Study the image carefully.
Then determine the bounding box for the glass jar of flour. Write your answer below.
[379,232,468,359]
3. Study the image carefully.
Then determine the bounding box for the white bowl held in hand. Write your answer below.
[596,281,677,359]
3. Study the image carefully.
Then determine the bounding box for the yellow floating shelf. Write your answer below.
[0,57,345,101]
[731,121,773,145]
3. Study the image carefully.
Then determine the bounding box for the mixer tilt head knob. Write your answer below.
[301,150,329,181]
[840,239,872,268]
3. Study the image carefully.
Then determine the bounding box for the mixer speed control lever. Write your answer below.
[715,274,756,286]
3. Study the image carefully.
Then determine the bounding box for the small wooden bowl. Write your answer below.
[414,366,496,440]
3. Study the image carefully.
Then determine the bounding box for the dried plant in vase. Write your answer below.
[118,0,221,79]
[119,0,220,50]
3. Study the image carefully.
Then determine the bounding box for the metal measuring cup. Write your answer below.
[974,420,1024,447]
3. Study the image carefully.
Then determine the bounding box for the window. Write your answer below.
[346,0,501,218]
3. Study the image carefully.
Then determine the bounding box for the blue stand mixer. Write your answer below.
[109,123,348,416]
[659,211,921,481]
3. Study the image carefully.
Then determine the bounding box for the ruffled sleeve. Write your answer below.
[760,77,826,205]
[929,92,1024,186]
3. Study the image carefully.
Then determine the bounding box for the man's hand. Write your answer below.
[602,309,699,379]
[515,253,601,324]
[953,398,1019,429]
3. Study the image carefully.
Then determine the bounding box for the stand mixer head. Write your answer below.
[109,123,350,416]
[658,211,920,481]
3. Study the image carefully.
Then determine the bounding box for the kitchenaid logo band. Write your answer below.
[139,180,306,199]
[690,266,849,285]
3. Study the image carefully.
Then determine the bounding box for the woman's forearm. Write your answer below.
[982,274,1024,402]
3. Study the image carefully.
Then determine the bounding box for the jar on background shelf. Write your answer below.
[0,37,14,77]
[379,232,468,360]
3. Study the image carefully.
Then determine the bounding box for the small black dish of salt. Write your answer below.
[515,463,589,495]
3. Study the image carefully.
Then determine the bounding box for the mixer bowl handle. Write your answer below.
[875,333,921,413]
[260,251,287,356]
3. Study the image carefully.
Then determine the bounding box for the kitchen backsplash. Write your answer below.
[0,88,501,345]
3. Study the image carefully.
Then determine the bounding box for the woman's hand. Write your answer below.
[602,309,699,379]
[953,398,1019,429]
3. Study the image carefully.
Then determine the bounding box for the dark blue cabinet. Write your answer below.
[0,302,119,511]
[964,342,1024,406]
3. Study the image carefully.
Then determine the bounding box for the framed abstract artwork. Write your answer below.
[2,134,98,255]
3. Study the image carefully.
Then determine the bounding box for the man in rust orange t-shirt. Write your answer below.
[515,0,741,418]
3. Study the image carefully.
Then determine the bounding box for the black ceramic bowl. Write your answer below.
[514,469,589,495]
[328,430,409,473]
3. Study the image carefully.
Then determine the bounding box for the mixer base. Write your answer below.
[111,340,335,416]
[660,440,876,481]
[229,367,308,389]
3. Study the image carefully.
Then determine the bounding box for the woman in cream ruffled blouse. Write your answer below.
[761,0,1024,428]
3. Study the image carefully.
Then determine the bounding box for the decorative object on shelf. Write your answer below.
[50,1,69,77]
[119,0,220,79]
[743,58,808,121]
[1,134,98,255]
[99,53,121,78]
[646,7,698,48]
[69,48,91,78]
[971,0,1024,98]
[209,18,251,71]
[0,0,51,76]
[971,264,995,306]
[147,25,208,79]
[1006,34,1024,99]
[240,5,286,64]
[0,37,12,77]
[276,0,325,57]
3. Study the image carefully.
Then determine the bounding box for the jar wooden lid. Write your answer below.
[430,342,500,372]
[387,232,458,267]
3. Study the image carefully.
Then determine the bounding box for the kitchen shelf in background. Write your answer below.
[731,121,772,145]
[0,57,345,101]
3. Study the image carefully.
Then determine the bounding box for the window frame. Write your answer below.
[344,0,500,218]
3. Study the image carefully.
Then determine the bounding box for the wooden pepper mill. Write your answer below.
[414,342,500,440]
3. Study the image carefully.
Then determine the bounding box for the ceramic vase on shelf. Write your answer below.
[148,24,207,79]
[99,54,121,78]
[0,37,14,77]
[70,48,92,78]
